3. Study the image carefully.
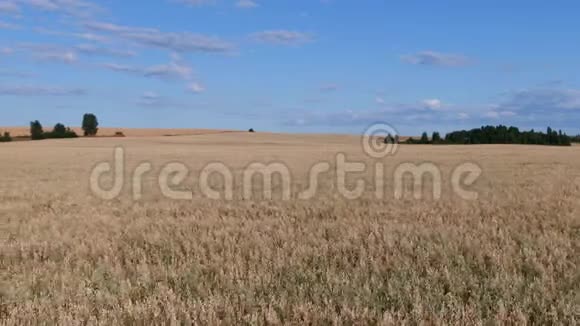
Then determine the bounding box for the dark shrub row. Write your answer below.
[0,131,11,142]
[30,120,78,140]
[400,125,573,146]
[28,114,99,141]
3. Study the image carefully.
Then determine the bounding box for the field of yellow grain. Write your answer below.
[0,132,578,324]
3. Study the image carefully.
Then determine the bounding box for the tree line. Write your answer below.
[1,113,99,142]
[398,125,573,146]
[30,114,99,140]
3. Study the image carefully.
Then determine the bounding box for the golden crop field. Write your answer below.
[0,132,579,324]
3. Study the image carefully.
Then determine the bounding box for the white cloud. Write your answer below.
[502,111,516,117]
[17,0,102,17]
[236,0,258,8]
[483,111,499,119]
[100,63,139,73]
[137,91,164,107]
[319,83,338,92]
[141,91,159,99]
[36,51,78,64]
[0,69,34,78]
[76,33,108,42]
[13,41,131,65]
[375,97,386,105]
[0,20,19,30]
[84,21,234,54]
[422,98,442,110]
[0,85,86,96]
[503,88,580,111]
[145,62,192,80]
[483,110,517,119]
[33,28,110,43]
[176,0,215,6]
[75,44,136,58]
[188,82,205,93]
[402,51,471,67]
[252,30,313,45]
[136,91,198,108]
[0,1,20,13]
[101,58,194,82]
[14,43,82,64]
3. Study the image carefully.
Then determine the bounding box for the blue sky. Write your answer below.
[1,0,580,135]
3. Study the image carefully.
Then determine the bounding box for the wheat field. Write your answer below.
[0,132,578,325]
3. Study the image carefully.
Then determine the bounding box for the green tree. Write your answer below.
[432,132,442,144]
[30,120,45,140]
[52,123,67,137]
[558,130,571,146]
[384,133,396,144]
[420,132,430,144]
[82,113,99,136]
[46,123,78,139]
[0,131,12,142]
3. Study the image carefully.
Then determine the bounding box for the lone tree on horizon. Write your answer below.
[419,132,430,144]
[82,113,99,137]
[30,120,45,140]
[432,132,442,144]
